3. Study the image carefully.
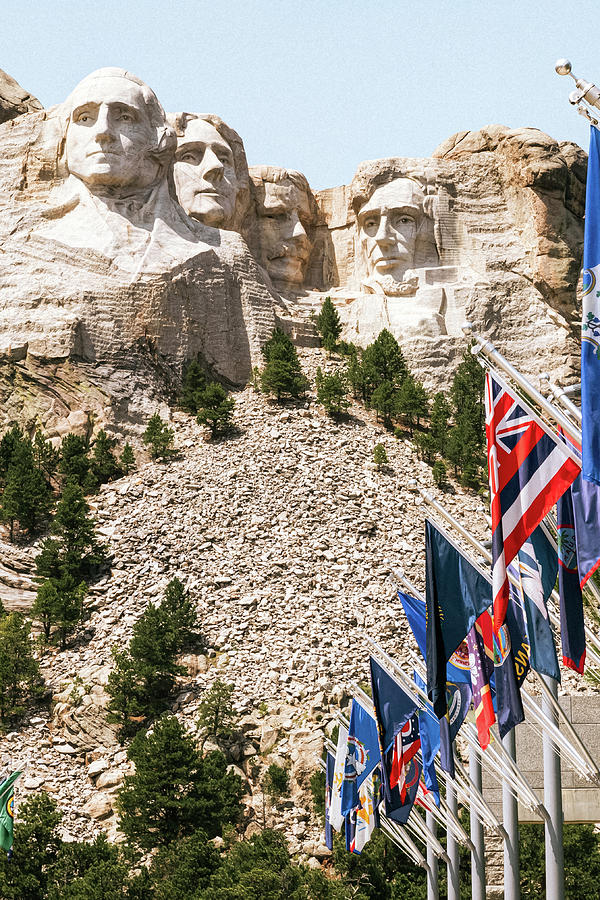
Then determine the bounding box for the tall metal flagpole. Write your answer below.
[502,729,520,900]
[446,761,460,900]
[469,744,486,900]
[426,810,439,900]
[543,676,565,900]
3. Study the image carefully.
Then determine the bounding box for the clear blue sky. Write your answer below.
[2,0,598,189]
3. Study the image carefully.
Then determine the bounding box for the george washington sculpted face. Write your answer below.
[64,72,163,192]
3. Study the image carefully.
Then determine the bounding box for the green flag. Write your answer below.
[0,771,21,853]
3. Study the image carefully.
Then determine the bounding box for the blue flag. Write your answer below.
[397,589,472,685]
[582,125,600,485]
[413,672,441,805]
[571,469,600,588]
[510,531,560,681]
[425,520,492,718]
[325,752,334,850]
[369,656,416,751]
[341,700,381,816]
[557,485,587,673]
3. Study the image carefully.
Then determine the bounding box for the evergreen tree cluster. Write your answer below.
[106,578,201,740]
[259,329,309,401]
[179,360,237,438]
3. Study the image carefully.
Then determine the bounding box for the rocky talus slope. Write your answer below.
[0,348,590,864]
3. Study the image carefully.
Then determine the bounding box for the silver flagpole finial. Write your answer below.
[555,58,600,123]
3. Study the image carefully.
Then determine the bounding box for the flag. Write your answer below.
[398,589,472,685]
[325,752,335,850]
[386,753,421,825]
[571,472,600,587]
[341,701,381,816]
[0,772,20,854]
[581,125,600,485]
[329,724,348,831]
[353,768,381,854]
[465,624,495,748]
[413,672,441,805]
[345,809,356,853]
[511,532,560,681]
[557,486,587,673]
[393,714,421,800]
[425,519,491,718]
[485,369,580,633]
[439,680,472,775]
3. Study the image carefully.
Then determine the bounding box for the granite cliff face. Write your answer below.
[0,69,41,124]
[0,68,587,437]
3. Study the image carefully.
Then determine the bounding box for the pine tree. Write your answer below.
[430,392,451,455]
[1,439,53,539]
[32,430,60,487]
[119,443,135,475]
[370,380,398,427]
[59,434,96,493]
[413,431,438,465]
[260,329,308,401]
[32,576,87,649]
[197,680,237,741]
[143,414,175,459]
[315,369,350,418]
[361,329,408,399]
[315,296,342,351]
[35,481,106,584]
[396,376,429,435]
[448,344,486,485]
[116,716,244,849]
[373,443,388,470]
[196,383,235,437]
[0,612,42,723]
[346,348,367,401]
[107,579,199,739]
[0,424,27,485]
[0,793,62,900]
[180,359,207,414]
[90,430,121,485]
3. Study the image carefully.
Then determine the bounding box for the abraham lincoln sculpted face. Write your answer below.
[63,69,168,194]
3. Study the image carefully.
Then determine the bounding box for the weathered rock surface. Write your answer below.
[1,348,593,851]
[0,68,41,124]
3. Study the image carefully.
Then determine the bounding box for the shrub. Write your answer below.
[197,679,237,741]
[263,763,290,800]
[180,359,207,414]
[260,329,309,401]
[0,613,43,724]
[196,383,235,437]
[432,459,448,489]
[119,443,135,475]
[315,368,350,418]
[315,296,342,351]
[373,444,388,469]
[143,414,175,459]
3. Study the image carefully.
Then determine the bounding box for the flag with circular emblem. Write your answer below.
[0,771,21,854]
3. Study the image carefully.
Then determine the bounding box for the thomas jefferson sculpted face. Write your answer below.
[357,178,426,286]
[173,118,237,227]
[64,70,167,193]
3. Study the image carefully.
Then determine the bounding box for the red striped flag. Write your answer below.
[485,371,580,634]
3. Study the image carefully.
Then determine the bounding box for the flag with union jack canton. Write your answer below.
[485,370,580,634]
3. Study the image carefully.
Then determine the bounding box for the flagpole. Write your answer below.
[502,728,520,900]
[417,490,600,781]
[543,676,565,900]
[446,760,460,900]
[426,810,439,900]
[462,323,581,447]
[469,744,486,900]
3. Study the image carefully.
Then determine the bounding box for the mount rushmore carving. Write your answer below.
[0,68,587,433]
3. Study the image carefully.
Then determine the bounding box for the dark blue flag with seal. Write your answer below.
[557,485,587,673]
[340,700,381,817]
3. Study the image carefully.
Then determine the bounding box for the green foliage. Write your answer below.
[0,793,62,900]
[47,834,130,900]
[395,376,428,435]
[413,431,438,465]
[430,392,451,455]
[180,359,208,414]
[117,715,244,850]
[59,433,97,494]
[0,612,43,724]
[36,480,106,584]
[32,430,60,486]
[144,828,221,899]
[432,459,448,489]
[519,822,600,899]
[332,827,427,899]
[32,575,87,649]
[0,424,27,484]
[0,436,53,540]
[197,679,238,741]
[107,578,199,739]
[315,368,350,418]
[91,429,122,485]
[373,443,388,469]
[143,414,175,460]
[448,344,486,485]
[370,381,398,426]
[263,763,290,799]
[316,296,342,350]
[197,829,340,900]
[119,443,136,475]
[361,329,408,400]
[260,329,309,401]
[196,382,236,437]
